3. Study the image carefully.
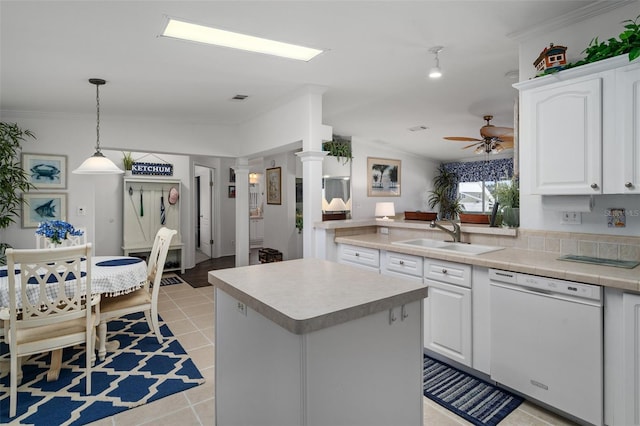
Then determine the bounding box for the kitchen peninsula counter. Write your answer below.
[209,258,427,426]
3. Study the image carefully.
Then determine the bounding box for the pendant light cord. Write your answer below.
[95,82,101,153]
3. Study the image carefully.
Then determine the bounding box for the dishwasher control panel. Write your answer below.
[489,269,601,301]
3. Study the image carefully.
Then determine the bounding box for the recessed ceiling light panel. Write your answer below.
[161,17,324,62]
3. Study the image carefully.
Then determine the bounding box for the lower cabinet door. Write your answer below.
[424,279,472,366]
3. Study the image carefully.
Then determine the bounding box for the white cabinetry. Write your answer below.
[337,244,379,271]
[249,217,264,248]
[605,289,640,426]
[606,61,640,194]
[424,258,472,367]
[122,178,183,273]
[471,267,490,375]
[516,56,640,195]
[380,250,423,282]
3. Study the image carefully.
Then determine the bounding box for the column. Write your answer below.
[234,158,250,266]
[296,151,327,258]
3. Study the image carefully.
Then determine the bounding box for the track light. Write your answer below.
[428,46,443,79]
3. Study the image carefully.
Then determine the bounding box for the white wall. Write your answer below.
[262,150,302,260]
[349,137,440,219]
[517,2,640,235]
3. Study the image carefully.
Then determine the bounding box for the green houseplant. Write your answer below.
[122,151,134,172]
[0,122,37,263]
[428,164,463,220]
[322,135,352,165]
[494,176,519,227]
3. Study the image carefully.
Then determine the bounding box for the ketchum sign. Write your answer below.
[132,162,174,176]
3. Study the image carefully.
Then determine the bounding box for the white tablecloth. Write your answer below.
[0,256,148,310]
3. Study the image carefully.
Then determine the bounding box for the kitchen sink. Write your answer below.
[391,239,504,255]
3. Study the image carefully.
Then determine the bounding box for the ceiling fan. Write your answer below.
[444,115,514,154]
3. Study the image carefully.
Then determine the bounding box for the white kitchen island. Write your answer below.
[209,258,428,426]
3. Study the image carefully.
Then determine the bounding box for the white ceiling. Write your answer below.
[0,0,599,161]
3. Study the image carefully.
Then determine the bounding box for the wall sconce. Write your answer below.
[375,202,395,220]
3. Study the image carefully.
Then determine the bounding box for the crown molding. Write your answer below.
[507,1,635,42]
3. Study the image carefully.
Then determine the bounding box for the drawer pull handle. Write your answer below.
[389,309,397,324]
[625,182,634,188]
[355,252,359,257]
[442,268,448,274]
[399,260,404,265]
[401,305,409,320]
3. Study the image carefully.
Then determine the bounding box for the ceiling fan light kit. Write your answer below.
[428,46,443,79]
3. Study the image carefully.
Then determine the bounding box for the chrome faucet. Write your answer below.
[430,219,461,243]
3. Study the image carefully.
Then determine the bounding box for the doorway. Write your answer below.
[194,165,215,262]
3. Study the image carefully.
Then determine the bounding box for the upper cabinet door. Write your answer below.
[522,77,603,195]
[606,62,640,194]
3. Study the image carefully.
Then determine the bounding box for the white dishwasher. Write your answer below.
[489,269,603,426]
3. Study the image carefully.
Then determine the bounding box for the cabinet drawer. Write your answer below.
[382,251,423,278]
[338,244,379,269]
[425,259,471,288]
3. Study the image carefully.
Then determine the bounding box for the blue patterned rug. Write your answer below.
[424,355,523,426]
[0,312,205,425]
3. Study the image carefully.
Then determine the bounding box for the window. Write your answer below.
[458,179,511,213]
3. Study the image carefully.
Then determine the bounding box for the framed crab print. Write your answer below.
[22,153,67,189]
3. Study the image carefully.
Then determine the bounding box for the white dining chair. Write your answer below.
[98,227,176,359]
[4,244,99,418]
[35,227,87,249]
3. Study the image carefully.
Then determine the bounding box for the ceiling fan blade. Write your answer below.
[499,141,514,149]
[444,136,483,142]
[481,126,514,138]
[497,135,514,143]
[462,142,482,149]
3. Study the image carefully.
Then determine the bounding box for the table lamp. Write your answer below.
[375,202,395,221]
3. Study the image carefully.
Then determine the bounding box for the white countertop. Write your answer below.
[208,258,428,335]
[335,233,640,292]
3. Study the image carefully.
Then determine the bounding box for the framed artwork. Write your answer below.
[266,167,282,205]
[367,157,401,197]
[22,153,67,189]
[228,185,236,198]
[22,192,67,228]
[229,167,236,183]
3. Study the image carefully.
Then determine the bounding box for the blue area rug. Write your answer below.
[0,312,205,425]
[424,355,523,426]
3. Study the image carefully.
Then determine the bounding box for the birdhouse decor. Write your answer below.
[534,43,568,74]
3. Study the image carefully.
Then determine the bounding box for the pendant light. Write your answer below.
[428,46,444,79]
[73,78,123,174]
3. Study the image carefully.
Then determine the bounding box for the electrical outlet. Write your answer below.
[380,227,389,235]
[236,302,247,316]
[561,211,581,225]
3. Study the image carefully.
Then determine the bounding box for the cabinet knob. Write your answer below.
[441,268,448,274]
[625,182,634,188]
[399,260,404,265]
[355,252,359,257]
[590,183,599,189]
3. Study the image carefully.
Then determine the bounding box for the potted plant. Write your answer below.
[428,164,463,220]
[122,151,134,175]
[322,135,352,165]
[0,122,37,264]
[495,176,520,227]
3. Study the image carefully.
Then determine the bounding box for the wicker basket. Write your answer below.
[404,211,437,221]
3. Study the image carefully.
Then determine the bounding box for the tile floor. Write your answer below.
[89,280,577,426]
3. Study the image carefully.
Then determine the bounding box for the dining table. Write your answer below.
[0,255,148,381]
